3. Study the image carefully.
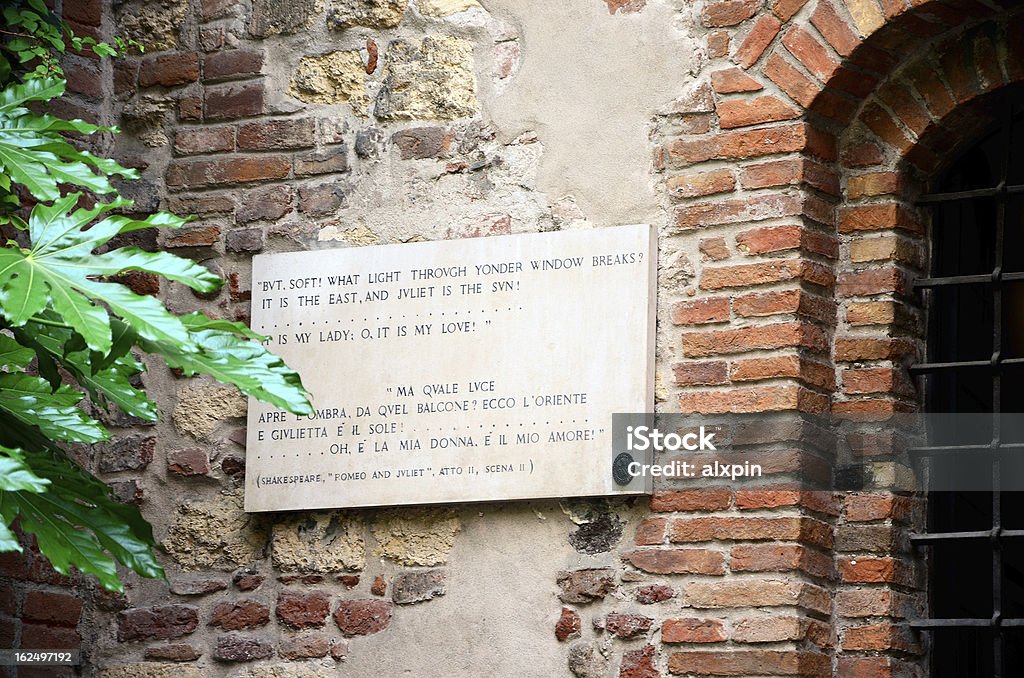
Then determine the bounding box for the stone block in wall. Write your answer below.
[249,0,323,38]
[116,0,188,52]
[164,490,268,570]
[371,509,460,566]
[327,0,406,30]
[276,591,330,628]
[419,0,481,17]
[271,513,365,573]
[375,37,477,121]
[289,51,369,113]
[212,634,274,661]
[98,434,156,473]
[332,600,392,636]
[209,600,271,630]
[172,383,246,439]
[100,664,203,678]
[391,569,446,604]
[116,605,199,642]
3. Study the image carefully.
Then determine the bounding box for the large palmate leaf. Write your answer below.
[0,373,107,443]
[0,78,137,201]
[0,195,219,353]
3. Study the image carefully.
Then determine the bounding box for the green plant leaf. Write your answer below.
[0,445,49,492]
[0,519,19,552]
[0,373,107,443]
[0,334,33,368]
[180,311,265,341]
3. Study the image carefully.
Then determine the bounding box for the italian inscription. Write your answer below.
[244,224,655,511]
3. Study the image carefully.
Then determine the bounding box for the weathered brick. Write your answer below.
[620,645,659,678]
[166,156,290,188]
[838,267,907,297]
[392,570,447,605]
[836,589,903,618]
[636,585,675,604]
[622,549,726,575]
[168,194,235,217]
[699,237,730,261]
[333,600,393,636]
[237,118,315,150]
[276,591,330,628]
[731,543,833,578]
[393,127,454,159]
[205,83,265,120]
[846,0,885,37]
[836,524,900,553]
[174,126,235,156]
[554,607,580,642]
[165,224,221,248]
[843,622,918,653]
[144,644,202,662]
[298,183,345,216]
[670,516,832,548]
[604,613,653,639]
[837,556,912,585]
[237,185,293,222]
[63,0,102,26]
[861,102,914,153]
[650,488,732,512]
[717,96,800,129]
[226,228,266,253]
[685,580,829,612]
[676,194,804,230]
[835,337,915,362]
[139,52,199,88]
[810,0,860,56]
[730,354,836,390]
[98,435,155,472]
[711,68,763,93]
[845,300,896,326]
[702,0,758,27]
[842,367,908,396]
[278,632,333,659]
[295,146,350,176]
[838,204,921,233]
[23,591,81,627]
[167,447,211,476]
[764,51,817,108]
[735,488,839,514]
[118,605,199,642]
[169,579,228,596]
[672,361,729,387]
[771,0,808,21]
[845,493,912,522]
[203,50,264,81]
[209,600,270,631]
[782,26,839,81]
[635,518,667,545]
[734,14,782,68]
[662,618,727,643]
[213,634,273,661]
[20,623,80,649]
[682,322,826,357]
[557,569,616,603]
[670,298,730,325]
[847,171,904,198]
[678,385,829,413]
[666,169,735,198]
[668,650,830,676]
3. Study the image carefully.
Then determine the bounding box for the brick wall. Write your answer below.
[4,0,1024,676]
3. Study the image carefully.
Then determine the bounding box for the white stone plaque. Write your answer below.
[244,224,655,511]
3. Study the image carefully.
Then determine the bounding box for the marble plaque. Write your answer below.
[244,224,655,511]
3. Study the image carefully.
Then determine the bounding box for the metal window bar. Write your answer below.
[912,97,1022,678]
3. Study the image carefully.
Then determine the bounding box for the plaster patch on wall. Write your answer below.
[233,662,337,677]
[289,51,370,113]
[373,509,461,565]
[271,512,367,573]
[100,664,203,678]
[172,383,247,439]
[418,0,482,17]
[164,491,267,570]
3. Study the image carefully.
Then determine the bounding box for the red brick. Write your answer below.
[711,68,763,94]
[717,96,800,129]
[837,556,911,584]
[209,600,270,631]
[764,51,818,108]
[672,361,729,386]
[237,118,316,150]
[139,53,199,88]
[662,618,727,643]
[699,237,730,261]
[671,297,730,325]
[620,645,659,678]
[178,95,203,122]
[278,633,333,660]
[117,605,199,642]
[668,650,830,676]
[203,50,264,81]
[676,194,803,230]
[861,102,914,153]
[683,322,826,357]
[732,616,820,644]
[730,354,836,390]
[734,14,782,69]
[22,591,82,627]
[144,644,202,662]
[636,585,676,604]
[205,83,265,120]
[165,224,221,248]
[771,0,809,21]
[667,169,735,198]
[842,141,885,168]
[604,613,653,638]
[939,40,980,103]
[735,489,839,515]
[877,81,932,138]
[845,493,911,522]
[843,623,918,652]
[782,26,840,82]
[669,516,832,548]
[738,159,801,191]
[838,203,921,233]
[20,623,80,649]
[719,123,810,159]
[845,0,885,37]
[333,600,393,636]
[836,589,914,618]
[811,1,860,57]
[708,31,730,58]
[635,518,667,545]
[64,62,103,99]
[174,126,235,156]
[685,580,830,612]
[700,260,833,290]
[837,267,908,297]
[623,549,726,575]
[837,656,912,678]
[650,488,732,512]
[63,0,102,26]
[731,543,833,578]
[701,0,758,27]
[846,171,903,198]
[555,608,580,642]
[678,385,829,413]
[166,156,291,188]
